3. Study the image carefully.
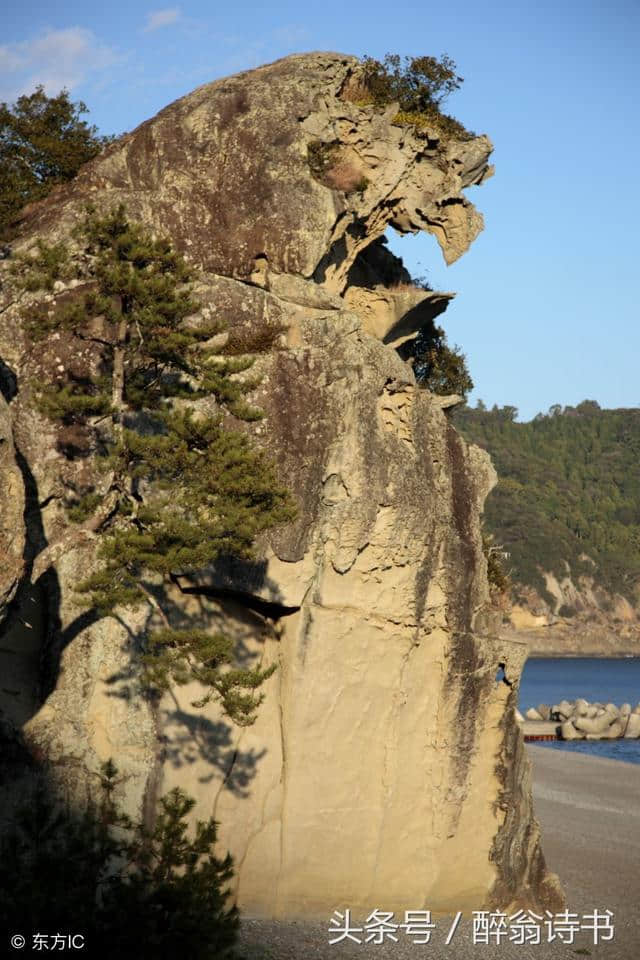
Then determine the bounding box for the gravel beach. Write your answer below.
[238,746,640,959]
[528,745,640,959]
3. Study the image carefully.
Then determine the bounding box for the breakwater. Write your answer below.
[518,699,640,741]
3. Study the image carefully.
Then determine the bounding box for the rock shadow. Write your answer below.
[103,573,292,793]
[159,701,267,795]
[0,434,103,727]
[3,414,294,804]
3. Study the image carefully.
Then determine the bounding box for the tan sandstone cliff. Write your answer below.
[505,571,640,657]
[0,53,562,916]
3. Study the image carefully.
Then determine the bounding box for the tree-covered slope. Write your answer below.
[455,401,640,606]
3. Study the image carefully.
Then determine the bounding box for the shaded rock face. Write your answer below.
[0,378,24,613]
[0,53,561,916]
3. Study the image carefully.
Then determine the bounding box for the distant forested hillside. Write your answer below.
[454,401,640,604]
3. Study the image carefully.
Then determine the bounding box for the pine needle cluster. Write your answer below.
[20,206,295,721]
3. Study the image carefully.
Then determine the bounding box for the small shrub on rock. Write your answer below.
[412,319,474,398]
[307,140,341,178]
[358,53,473,140]
[307,141,368,194]
[482,533,512,596]
[558,603,577,618]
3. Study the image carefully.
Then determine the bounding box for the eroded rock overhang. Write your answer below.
[17,52,493,358]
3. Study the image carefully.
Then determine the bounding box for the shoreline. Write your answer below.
[526,652,639,659]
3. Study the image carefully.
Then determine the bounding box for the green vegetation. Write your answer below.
[455,401,640,604]
[358,53,472,140]
[482,532,511,597]
[307,141,369,195]
[10,237,72,290]
[412,320,474,398]
[17,206,295,720]
[0,761,238,958]
[307,140,340,179]
[0,86,112,240]
[309,53,472,195]
[353,174,370,195]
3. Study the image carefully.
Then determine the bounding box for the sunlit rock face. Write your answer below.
[0,52,562,917]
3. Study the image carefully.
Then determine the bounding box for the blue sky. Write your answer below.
[2,0,639,420]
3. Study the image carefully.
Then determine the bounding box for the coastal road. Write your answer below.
[239,747,640,959]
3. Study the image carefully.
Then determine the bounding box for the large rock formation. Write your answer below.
[0,53,562,916]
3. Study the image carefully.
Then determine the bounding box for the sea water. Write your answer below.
[518,657,640,765]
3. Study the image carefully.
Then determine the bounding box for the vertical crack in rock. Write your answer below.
[274,653,287,914]
[0,389,26,622]
[489,686,565,912]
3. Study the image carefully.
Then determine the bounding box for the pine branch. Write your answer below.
[136,580,171,630]
[30,489,120,582]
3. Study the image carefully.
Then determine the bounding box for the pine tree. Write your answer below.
[0,86,112,240]
[19,206,295,721]
[412,318,474,398]
[0,761,239,958]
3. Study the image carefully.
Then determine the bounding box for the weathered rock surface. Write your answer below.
[0,391,24,612]
[0,53,561,917]
[504,570,640,657]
